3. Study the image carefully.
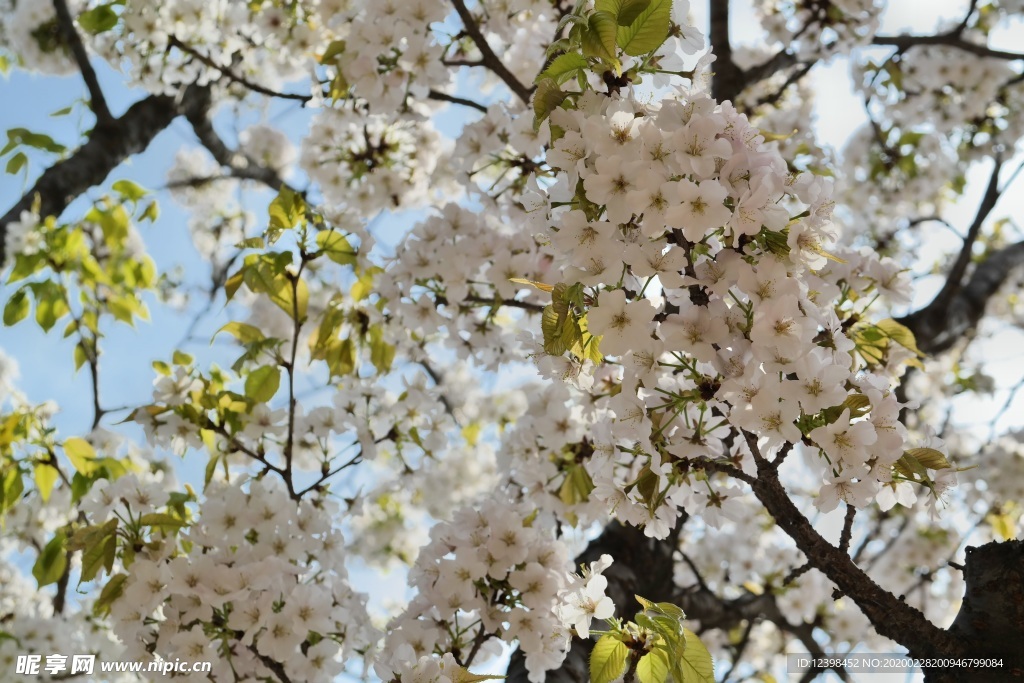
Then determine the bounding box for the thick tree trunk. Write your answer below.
[928,540,1024,682]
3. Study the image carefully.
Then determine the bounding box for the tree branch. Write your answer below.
[897,160,1022,355]
[872,34,1024,61]
[931,159,1004,314]
[450,0,532,105]
[0,85,210,265]
[182,105,288,191]
[748,61,814,111]
[744,437,964,659]
[52,0,111,123]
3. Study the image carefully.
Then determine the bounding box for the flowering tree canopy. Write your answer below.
[2,0,1024,682]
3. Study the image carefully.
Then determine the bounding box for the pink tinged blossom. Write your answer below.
[672,115,732,179]
[815,465,878,512]
[587,290,656,357]
[809,409,878,467]
[660,304,730,363]
[876,481,917,511]
[792,348,850,414]
[664,178,731,241]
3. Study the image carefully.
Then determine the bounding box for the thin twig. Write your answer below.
[450,0,532,104]
[427,89,488,112]
[52,0,111,123]
[170,36,314,102]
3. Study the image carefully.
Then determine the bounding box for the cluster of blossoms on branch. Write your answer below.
[4,0,1024,681]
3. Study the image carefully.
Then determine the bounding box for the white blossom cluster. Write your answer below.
[90,477,375,681]
[379,497,574,683]
[300,108,448,217]
[0,0,79,76]
[756,0,883,58]
[530,81,926,534]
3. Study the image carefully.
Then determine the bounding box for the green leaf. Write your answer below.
[214,321,266,345]
[5,151,27,175]
[533,78,568,129]
[583,11,619,63]
[245,365,281,403]
[1,465,25,515]
[93,573,128,616]
[3,289,29,325]
[31,281,69,332]
[80,528,116,582]
[64,437,99,475]
[138,512,189,530]
[78,5,119,33]
[236,237,265,249]
[319,39,347,64]
[224,268,244,301]
[675,629,714,683]
[538,53,589,85]
[316,231,358,266]
[637,649,670,683]
[616,0,672,56]
[3,128,66,155]
[73,342,88,371]
[590,634,629,683]
[542,305,568,355]
[325,337,357,377]
[597,0,653,25]
[32,530,67,587]
[112,179,148,201]
[33,463,58,503]
[617,0,653,25]
[368,326,395,373]
[140,200,160,222]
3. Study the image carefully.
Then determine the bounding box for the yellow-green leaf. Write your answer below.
[509,277,555,293]
[316,231,358,266]
[876,318,924,357]
[64,437,99,475]
[676,628,715,683]
[267,186,306,241]
[245,365,280,403]
[904,447,950,470]
[214,321,265,345]
[112,179,148,201]
[637,649,670,683]
[987,510,1017,541]
[3,289,29,325]
[590,635,629,683]
[33,463,58,503]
